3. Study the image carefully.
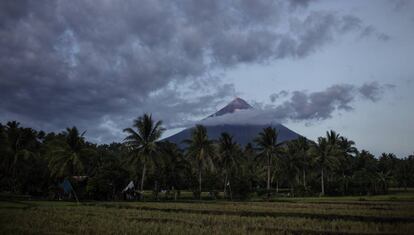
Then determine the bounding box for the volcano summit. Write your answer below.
[165,98,301,147]
[207,97,253,118]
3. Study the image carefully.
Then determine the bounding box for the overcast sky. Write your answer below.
[1,0,413,156]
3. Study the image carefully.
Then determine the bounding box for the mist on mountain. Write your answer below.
[165,97,301,147]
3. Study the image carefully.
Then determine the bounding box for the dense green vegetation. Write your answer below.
[1,194,414,234]
[0,114,413,200]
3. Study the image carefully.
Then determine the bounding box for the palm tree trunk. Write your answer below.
[321,168,325,196]
[342,172,346,195]
[223,172,228,199]
[267,154,271,191]
[72,188,80,204]
[267,154,271,200]
[11,155,18,193]
[346,180,349,193]
[303,168,306,187]
[384,181,388,194]
[303,154,306,187]
[140,163,146,199]
[198,168,202,200]
[154,180,158,200]
[276,180,279,193]
[228,181,233,201]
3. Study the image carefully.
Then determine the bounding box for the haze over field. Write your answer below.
[0,0,413,156]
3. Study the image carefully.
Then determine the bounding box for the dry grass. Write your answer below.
[1,197,413,235]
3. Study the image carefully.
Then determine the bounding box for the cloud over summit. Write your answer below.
[199,82,395,127]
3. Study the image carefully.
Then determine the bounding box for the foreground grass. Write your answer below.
[1,194,414,234]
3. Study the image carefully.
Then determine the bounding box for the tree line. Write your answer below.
[1,114,413,200]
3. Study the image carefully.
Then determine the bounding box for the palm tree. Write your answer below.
[0,124,10,180]
[326,130,340,146]
[310,137,339,196]
[271,160,283,193]
[378,153,398,176]
[354,150,379,194]
[159,142,190,200]
[123,114,165,197]
[325,130,342,193]
[283,141,302,196]
[5,121,22,179]
[376,170,392,194]
[338,137,357,156]
[3,122,39,192]
[292,136,309,187]
[243,143,260,193]
[338,136,358,194]
[48,127,90,178]
[325,131,356,195]
[254,127,283,198]
[218,132,239,200]
[183,125,215,199]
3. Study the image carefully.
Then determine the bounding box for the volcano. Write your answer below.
[165,97,301,147]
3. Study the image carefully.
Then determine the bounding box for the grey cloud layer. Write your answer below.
[271,83,394,121]
[199,82,394,126]
[0,0,389,142]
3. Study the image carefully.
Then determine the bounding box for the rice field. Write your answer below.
[1,194,414,235]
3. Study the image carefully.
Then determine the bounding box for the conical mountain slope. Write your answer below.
[208,97,253,118]
[165,98,301,147]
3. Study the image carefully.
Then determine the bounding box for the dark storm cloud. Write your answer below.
[0,0,389,142]
[201,82,395,126]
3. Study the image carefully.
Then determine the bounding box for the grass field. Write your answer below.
[1,191,414,234]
